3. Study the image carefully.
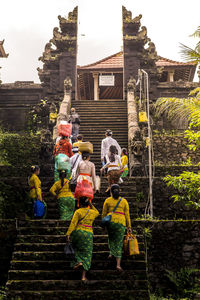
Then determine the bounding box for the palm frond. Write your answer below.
[155,97,200,124]
[179,43,200,64]
[190,26,200,38]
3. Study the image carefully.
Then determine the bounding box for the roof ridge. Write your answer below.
[157,56,196,66]
[80,51,122,69]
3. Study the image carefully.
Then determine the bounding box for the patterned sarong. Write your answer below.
[70,229,93,271]
[58,196,75,220]
[107,170,122,185]
[107,221,126,258]
[121,170,129,178]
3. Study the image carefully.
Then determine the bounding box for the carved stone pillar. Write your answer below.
[127,77,140,174]
[167,70,175,82]
[93,73,99,100]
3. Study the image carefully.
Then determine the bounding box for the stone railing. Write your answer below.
[53,77,72,141]
[127,77,140,172]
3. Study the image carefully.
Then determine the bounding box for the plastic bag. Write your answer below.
[56,153,71,172]
[64,242,75,259]
[34,200,46,218]
[74,179,94,200]
[58,123,72,137]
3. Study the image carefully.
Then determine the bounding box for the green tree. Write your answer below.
[155,88,200,209]
[155,26,200,209]
[180,26,200,64]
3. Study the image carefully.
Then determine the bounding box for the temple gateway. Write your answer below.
[1,6,200,300]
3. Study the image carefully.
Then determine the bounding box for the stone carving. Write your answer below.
[39,129,53,162]
[132,14,142,23]
[127,77,136,91]
[64,77,72,92]
[38,43,53,62]
[137,26,147,39]
[37,7,78,98]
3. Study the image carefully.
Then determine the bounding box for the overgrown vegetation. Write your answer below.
[150,268,200,300]
[166,268,200,299]
[155,87,200,210]
[0,128,40,167]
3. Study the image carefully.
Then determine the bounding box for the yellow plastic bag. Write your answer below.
[139,111,148,123]
[124,234,140,256]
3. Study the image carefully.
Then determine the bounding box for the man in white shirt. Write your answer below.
[70,147,81,180]
[101,129,121,165]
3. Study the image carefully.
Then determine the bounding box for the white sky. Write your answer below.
[0,0,199,83]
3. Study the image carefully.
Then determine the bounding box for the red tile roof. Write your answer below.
[78,52,123,70]
[78,52,196,70]
[157,56,196,67]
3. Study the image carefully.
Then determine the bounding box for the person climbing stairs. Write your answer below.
[6,99,150,299]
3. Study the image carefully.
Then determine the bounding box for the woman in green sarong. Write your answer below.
[66,197,99,281]
[102,184,132,271]
[50,170,75,220]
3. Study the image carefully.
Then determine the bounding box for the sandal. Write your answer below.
[73,262,83,270]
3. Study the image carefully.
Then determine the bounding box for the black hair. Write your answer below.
[79,196,89,207]
[77,134,83,141]
[82,151,90,161]
[122,148,128,156]
[106,129,112,136]
[111,184,120,199]
[109,145,117,163]
[31,165,40,174]
[59,170,66,187]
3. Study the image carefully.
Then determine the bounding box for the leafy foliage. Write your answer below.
[166,268,200,299]
[0,131,40,167]
[179,26,200,64]
[155,87,200,210]
[163,172,200,209]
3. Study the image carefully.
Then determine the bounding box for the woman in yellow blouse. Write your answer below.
[66,197,99,281]
[50,170,75,220]
[102,184,132,271]
[121,148,129,178]
[29,165,47,218]
[29,165,42,201]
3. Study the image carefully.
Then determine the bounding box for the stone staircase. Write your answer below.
[6,99,150,299]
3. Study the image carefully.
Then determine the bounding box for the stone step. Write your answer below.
[16,234,144,244]
[12,251,145,262]
[8,269,147,281]
[6,279,148,291]
[17,227,142,236]
[16,220,144,229]
[14,242,145,252]
[79,125,128,129]
[7,289,149,300]
[10,259,146,271]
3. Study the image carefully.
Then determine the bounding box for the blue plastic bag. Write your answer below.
[34,200,46,218]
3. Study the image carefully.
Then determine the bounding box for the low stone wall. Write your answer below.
[145,220,200,295]
[0,82,42,131]
[134,177,200,220]
[152,134,200,165]
[0,220,16,286]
